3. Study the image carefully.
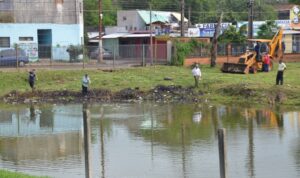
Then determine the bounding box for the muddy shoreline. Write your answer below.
[1,84,295,107]
[2,85,204,104]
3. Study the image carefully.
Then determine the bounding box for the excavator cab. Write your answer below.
[221,28,283,74]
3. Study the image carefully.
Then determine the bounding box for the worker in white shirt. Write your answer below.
[192,64,202,88]
[276,60,287,85]
[82,74,91,96]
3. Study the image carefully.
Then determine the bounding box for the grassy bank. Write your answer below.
[0,62,300,106]
[0,170,48,178]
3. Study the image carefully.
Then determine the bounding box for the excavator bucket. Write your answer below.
[221,62,249,74]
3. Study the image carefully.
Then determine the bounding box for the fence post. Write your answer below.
[82,45,85,69]
[142,44,145,66]
[154,40,157,65]
[218,128,227,178]
[50,45,53,67]
[15,44,19,70]
[50,46,53,67]
[113,43,116,69]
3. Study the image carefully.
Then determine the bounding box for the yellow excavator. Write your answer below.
[221,28,283,74]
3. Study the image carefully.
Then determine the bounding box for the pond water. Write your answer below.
[0,103,299,178]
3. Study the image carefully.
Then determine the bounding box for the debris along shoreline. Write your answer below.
[1,84,298,107]
[2,85,204,104]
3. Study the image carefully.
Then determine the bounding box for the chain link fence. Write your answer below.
[0,40,298,69]
[0,43,169,69]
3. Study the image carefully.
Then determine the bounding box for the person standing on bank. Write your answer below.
[82,74,91,96]
[192,64,202,88]
[263,53,270,72]
[276,60,287,85]
[28,69,37,91]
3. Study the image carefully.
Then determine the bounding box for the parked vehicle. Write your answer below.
[0,49,29,67]
[89,47,113,59]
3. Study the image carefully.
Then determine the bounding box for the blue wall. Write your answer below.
[0,23,82,46]
[0,23,83,61]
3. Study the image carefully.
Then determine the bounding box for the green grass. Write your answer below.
[0,63,300,106]
[0,170,48,178]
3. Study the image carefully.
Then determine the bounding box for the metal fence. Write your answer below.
[0,40,298,69]
[188,43,249,58]
[0,43,169,69]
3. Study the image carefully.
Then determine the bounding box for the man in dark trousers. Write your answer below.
[276,60,287,85]
[28,69,37,91]
[82,74,91,96]
[254,42,260,60]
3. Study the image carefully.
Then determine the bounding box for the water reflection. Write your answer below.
[0,103,299,178]
[83,103,92,178]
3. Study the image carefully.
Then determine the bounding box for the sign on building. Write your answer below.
[187,28,200,37]
[290,5,300,29]
[237,20,291,37]
[195,23,232,37]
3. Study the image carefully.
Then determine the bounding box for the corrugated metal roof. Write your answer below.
[122,34,155,38]
[171,12,188,22]
[102,33,130,39]
[101,33,155,39]
[138,10,169,24]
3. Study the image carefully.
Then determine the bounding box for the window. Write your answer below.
[0,37,10,47]
[19,37,33,41]
[123,16,127,21]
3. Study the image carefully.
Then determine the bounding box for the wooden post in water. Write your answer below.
[218,128,227,178]
[83,104,92,178]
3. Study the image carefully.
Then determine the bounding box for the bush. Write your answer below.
[171,39,208,66]
[66,45,83,62]
[172,42,191,66]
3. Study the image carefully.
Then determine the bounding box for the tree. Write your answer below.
[84,0,117,27]
[289,0,300,4]
[218,25,247,43]
[210,12,223,67]
[256,20,278,39]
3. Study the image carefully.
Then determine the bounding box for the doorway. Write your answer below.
[37,29,52,58]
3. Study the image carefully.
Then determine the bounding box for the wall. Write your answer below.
[0,23,83,61]
[283,34,292,53]
[117,10,145,31]
[12,0,83,24]
[0,23,82,46]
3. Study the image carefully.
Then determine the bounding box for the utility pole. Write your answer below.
[98,0,103,63]
[188,5,191,28]
[150,3,153,65]
[180,0,185,37]
[247,0,254,40]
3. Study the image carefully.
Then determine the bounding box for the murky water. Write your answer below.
[0,103,299,178]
